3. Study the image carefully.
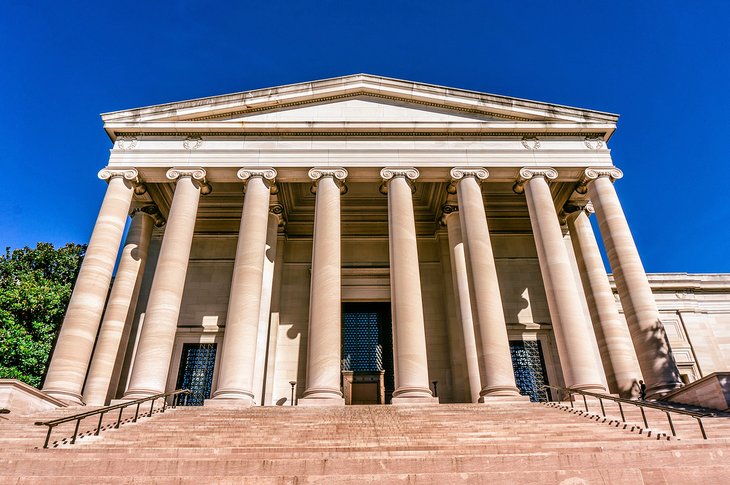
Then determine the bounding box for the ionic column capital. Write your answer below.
[237,168,277,193]
[166,167,212,195]
[447,167,489,194]
[269,203,286,227]
[575,167,624,194]
[98,167,147,195]
[131,204,166,227]
[379,167,419,194]
[439,204,460,226]
[563,200,595,218]
[512,167,558,194]
[308,167,348,195]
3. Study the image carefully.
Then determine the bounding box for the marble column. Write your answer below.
[210,168,276,406]
[580,168,682,397]
[124,168,210,399]
[443,208,482,403]
[450,168,522,399]
[83,206,162,405]
[300,168,347,406]
[515,168,606,392]
[251,209,283,404]
[565,203,643,397]
[43,168,143,404]
[380,167,438,404]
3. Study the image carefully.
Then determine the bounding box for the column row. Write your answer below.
[43,164,682,406]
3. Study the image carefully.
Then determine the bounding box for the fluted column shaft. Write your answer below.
[43,169,140,404]
[381,168,437,404]
[211,169,275,405]
[452,169,521,398]
[83,208,157,405]
[566,206,643,397]
[300,168,347,405]
[124,169,207,399]
[585,170,682,397]
[518,169,606,392]
[444,212,482,402]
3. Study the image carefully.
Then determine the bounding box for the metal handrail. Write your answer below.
[34,389,190,448]
[542,385,715,439]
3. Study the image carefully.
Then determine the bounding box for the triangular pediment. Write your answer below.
[215,96,506,123]
[101,74,618,139]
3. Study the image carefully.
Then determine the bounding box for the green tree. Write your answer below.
[0,243,86,387]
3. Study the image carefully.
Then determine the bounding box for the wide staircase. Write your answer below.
[2,399,730,484]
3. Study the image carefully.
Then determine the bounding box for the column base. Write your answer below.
[204,396,255,408]
[41,388,85,406]
[298,397,345,407]
[478,395,531,403]
[478,385,523,399]
[391,396,440,405]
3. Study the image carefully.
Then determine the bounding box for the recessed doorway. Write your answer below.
[341,302,394,404]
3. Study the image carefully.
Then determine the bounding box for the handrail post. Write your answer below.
[582,394,589,413]
[697,417,708,439]
[617,401,626,422]
[665,411,677,437]
[569,391,574,409]
[43,426,53,449]
[71,418,81,445]
[134,403,140,423]
[95,412,105,436]
[639,406,649,428]
[115,406,124,429]
[599,398,606,417]
[162,397,167,413]
[149,398,155,416]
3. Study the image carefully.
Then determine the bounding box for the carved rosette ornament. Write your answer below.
[308,167,348,195]
[237,168,278,193]
[379,167,419,194]
[584,137,605,150]
[521,137,541,150]
[447,167,489,194]
[98,167,147,195]
[115,136,138,151]
[182,136,203,150]
[166,167,212,195]
[574,167,623,194]
[512,167,558,194]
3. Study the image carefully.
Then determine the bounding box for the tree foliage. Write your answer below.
[0,243,86,387]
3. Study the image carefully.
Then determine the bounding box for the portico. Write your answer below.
[42,75,688,407]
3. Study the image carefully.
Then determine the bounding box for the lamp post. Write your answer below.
[289,381,297,406]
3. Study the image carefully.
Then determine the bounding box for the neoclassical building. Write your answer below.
[39,75,730,409]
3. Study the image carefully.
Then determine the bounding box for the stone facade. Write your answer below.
[39,75,730,408]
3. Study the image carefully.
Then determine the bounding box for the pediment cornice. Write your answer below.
[101,74,618,140]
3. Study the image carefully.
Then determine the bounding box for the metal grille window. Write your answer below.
[342,311,382,372]
[175,343,217,406]
[341,303,394,401]
[509,340,549,402]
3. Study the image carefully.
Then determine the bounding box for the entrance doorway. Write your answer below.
[175,343,217,406]
[509,340,549,402]
[341,302,394,404]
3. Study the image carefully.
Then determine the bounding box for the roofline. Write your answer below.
[100,73,620,124]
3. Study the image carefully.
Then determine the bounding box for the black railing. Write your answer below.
[543,385,715,439]
[34,389,190,449]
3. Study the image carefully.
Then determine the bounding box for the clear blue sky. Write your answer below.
[1,1,728,273]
